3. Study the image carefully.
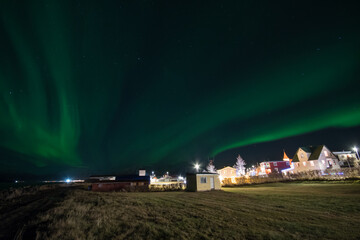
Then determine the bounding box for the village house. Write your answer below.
[284,145,340,174]
[333,151,359,168]
[91,175,150,192]
[217,166,237,181]
[186,173,221,191]
[259,161,291,175]
[259,151,292,175]
[88,175,116,181]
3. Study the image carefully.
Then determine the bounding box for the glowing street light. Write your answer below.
[194,163,200,172]
[65,178,71,183]
[353,146,360,160]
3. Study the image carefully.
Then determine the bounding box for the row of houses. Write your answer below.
[86,145,358,192]
[216,145,359,180]
[283,145,358,175]
[87,171,221,192]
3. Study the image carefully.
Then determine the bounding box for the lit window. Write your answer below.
[303,162,306,166]
[301,153,304,158]
[310,161,314,166]
[324,151,328,157]
[273,162,277,166]
[200,177,207,183]
[296,163,299,167]
[322,160,325,164]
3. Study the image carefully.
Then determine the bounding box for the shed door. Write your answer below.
[210,177,214,189]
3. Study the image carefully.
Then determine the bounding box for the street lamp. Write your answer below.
[353,147,360,160]
[194,163,200,172]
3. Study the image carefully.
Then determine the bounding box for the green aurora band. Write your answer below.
[0,0,359,174]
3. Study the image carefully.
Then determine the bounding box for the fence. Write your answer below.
[222,167,360,187]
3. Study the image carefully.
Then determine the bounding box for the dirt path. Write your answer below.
[0,187,70,240]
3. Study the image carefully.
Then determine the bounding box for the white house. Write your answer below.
[284,145,340,174]
[333,151,359,168]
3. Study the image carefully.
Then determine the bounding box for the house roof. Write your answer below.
[292,153,300,162]
[283,151,290,160]
[292,145,327,162]
[217,166,236,170]
[308,145,325,160]
[300,147,312,153]
[186,173,219,176]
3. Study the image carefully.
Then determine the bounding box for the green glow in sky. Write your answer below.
[0,0,359,175]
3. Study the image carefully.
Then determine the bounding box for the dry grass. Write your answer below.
[29,182,360,240]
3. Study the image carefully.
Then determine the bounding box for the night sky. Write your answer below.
[1,0,360,180]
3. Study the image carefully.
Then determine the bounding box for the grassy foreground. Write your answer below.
[7,182,360,239]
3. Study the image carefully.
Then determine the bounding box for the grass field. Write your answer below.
[3,182,360,239]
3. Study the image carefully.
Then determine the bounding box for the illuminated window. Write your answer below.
[324,151,328,157]
[310,161,314,166]
[322,160,325,164]
[303,162,306,166]
[273,162,277,166]
[200,177,207,183]
[301,153,304,158]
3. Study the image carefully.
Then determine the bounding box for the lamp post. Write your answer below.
[353,147,360,160]
[194,163,200,173]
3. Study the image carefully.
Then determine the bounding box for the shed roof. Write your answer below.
[186,173,219,176]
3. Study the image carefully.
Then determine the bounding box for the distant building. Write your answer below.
[89,175,116,181]
[186,173,221,192]
[151,174,185,189]
[217,166,237,181]
[91,175,150,192]
[259,161,291,175]
[285,145,340,174]
[333,151,359,168]
[259,151,292,175]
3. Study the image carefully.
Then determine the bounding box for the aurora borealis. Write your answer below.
[1,1,360,178]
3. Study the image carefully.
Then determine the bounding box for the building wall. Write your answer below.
[217,167,237,179]
[334,152,359,167]
[186,174,198,192]
[198,174,220,191]
[186,174,220,191]
[291,160,321,173]
[260,161,290,174]
[270,161,290,173]
[297,148,310,162]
